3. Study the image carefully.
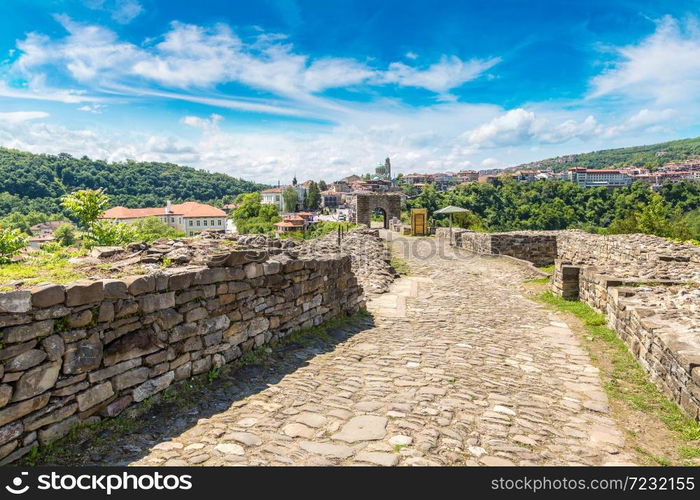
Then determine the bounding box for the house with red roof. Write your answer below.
[102,201,227,237]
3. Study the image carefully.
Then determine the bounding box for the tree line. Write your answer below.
[0,147,267,223]
[408,179,700,242]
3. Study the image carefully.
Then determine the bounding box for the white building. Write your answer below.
[567,168,632,188]
[261,184,307,212]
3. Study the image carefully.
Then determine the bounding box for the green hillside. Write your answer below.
[511,136,700,172]
[0,148,266,218]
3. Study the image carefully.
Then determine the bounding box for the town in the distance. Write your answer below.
[30,153,692,246]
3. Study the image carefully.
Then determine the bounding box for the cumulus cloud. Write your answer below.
[467,108,536,146]
[466,108,603,147]
[602,108,676,137]
[589,16,700,104]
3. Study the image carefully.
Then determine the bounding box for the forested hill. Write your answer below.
[508,136,700,172]
[0,148,267,217]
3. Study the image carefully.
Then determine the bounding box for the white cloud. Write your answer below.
[382,56,500,94]
[467,108,536,146]
[181,113,223,129]
[8,17,498,106]
[603,108,676,137]
[84,0,144,24]
[481,158,499,168]
[589,16,700,104]
[0,111,50,123]
[466,108,603,147]
[111,0,143,24]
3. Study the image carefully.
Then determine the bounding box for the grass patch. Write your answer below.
[0,248,87,290]
[524,277,550,284]
[537,290,700,464]
[390,255,410,276]
[537,264,555,274]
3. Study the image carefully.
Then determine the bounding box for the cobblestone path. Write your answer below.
[132,236,633,466]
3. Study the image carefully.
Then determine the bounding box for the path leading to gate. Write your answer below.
[131,235,633,466]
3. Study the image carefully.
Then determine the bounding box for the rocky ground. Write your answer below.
[32,233,633,466]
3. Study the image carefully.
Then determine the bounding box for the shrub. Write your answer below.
[0,227,28,263]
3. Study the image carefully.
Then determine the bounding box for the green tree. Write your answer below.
[231,192,280,234]
[283,186,298,213]
[132,217,186,242]
[0,227,27,263]
[318,180,328,191]
[306,181,320,210]
[84,220,138,248]
[61,188,109,229]
[54,223,77,247]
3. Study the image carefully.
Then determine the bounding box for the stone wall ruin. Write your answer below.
[0,246,364,464]
[440,227,700,421]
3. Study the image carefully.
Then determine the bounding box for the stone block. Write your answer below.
[112,367,150,391]
[76,382,114,411]
[100,395,132,417]
[63,333,103,375]
[24,402,77,432]
[0,393,50,427]
[67,309,93,328]
[103,329,161,366]
[38,415,79,446]
[0,385,12,408]
[11,362,60,402]
[41,335,65,362]
[124,275,155,296]
[132,371,174,402]
[0,341,37,362]
[0,291,31,313]
[4,320,53,344]
[0,421,23,446]
[88,358,141,383]
[65,281,104,306]
[30,285,65,308]
[140,292,175,314]
[102,279,129,299]
[5,350,47,372]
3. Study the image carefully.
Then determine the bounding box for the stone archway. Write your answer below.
[348,193,402,229]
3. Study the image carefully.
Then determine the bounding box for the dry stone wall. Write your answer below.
[550,232,700,420]
[438,228,559,266]
[0,248,363,463]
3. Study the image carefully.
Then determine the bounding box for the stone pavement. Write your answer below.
[130,236,633,466]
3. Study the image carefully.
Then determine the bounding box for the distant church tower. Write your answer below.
[292,175,298,186]
[374,157,392,181]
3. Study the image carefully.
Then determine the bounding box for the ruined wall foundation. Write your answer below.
[441,227,700,421]
[0,249,363,464]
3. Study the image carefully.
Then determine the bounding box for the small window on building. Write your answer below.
[203,220,207,226]
[218,219,222,226]
[170,217,174,223]
[189,220,193,226]
[197,220,200,226]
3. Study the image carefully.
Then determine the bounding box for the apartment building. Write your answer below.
[102,201,227,237]
[567,168,632,188]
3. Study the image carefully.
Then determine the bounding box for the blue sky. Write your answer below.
[1,0,700,183]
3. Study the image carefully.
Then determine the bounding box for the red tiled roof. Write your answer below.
[103,202,226,219]
[261,187,284,194]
